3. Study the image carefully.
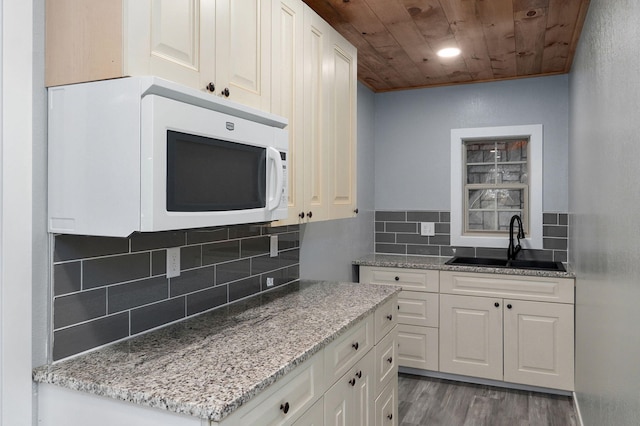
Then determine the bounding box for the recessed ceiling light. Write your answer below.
[437,47,461,58]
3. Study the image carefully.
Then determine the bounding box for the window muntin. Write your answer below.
[463,139,529,235]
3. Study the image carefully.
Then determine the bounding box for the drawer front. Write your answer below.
[374,296,398,344]
[374,325,398,395]
[440,271,574,303]
[324,314,374,389]
[232,351,324,426]
[397,291,438,328]
[397,324,438,371]
[292,397,324,426]
[374,379,398,426]
[360,267,439,292]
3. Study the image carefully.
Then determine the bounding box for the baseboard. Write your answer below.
[573,391,585,426]
[399,366,573,396]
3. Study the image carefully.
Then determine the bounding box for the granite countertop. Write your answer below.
[354,254,575,278]
[33,280,399,422]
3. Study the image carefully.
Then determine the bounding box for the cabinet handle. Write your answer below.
[507,304,513,309]
[386,314,393,320]
[387,356,393,364]
[352,342,359,350]
[280,402,290,414]
[205,82,215,92]
[348,378,356,386]
[494,302,500,308]
[397,305,400,310]
[387,413,393,420]
[394,276,399,281]
[307,211,313,218]
[298,211,305,219]
[355,370,362,378]
[354,208,359,214]
[222,87,230,97]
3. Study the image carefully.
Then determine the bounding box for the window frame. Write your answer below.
[450,125,543,249]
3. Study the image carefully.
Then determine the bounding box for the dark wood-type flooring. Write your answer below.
[398,374,578,426]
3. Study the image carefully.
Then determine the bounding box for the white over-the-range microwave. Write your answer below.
[48,77,288,237]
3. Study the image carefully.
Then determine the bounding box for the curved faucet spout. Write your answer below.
[507,214,525,260]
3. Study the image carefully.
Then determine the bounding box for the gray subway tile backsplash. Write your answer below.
[52,224,300,361]
[375,210,569,262]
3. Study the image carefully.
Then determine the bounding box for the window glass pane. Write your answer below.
[468,189,497,210]
[496,164,528,183]
[500,139,528,163]
[468,211,496,231]
[498,212,523,231]
[496,189,524,209]
[466,141,496,164]
[467,164,496,184]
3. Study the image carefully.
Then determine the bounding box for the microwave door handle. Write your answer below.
[266,147,284,211]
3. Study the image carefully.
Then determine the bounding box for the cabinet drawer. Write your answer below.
[397,324,438,371]
[324,314,374,389]
[398,291,438,328]
[292,397,324,426]
[225,351,324,426]
[374,296,398,344]
[360,267,439,292]
[374,325,397,395]
[374,379,398,426]
[440,271,574,303]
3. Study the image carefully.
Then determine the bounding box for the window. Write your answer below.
[451,125,542,249]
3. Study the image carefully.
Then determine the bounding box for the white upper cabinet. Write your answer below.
[273,3,358,225]
[46,0,271,110]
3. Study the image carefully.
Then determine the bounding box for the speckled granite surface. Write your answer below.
[33,280,399,422]
[354,254,575,278]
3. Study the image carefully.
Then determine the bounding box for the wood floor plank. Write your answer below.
[398,374,577,426]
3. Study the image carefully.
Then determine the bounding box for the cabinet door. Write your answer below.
[374,380,397,426]
[397,324,438,371]
[326,30,357,219]
[503,300,575,391]
[302,7,330,222]
[271,0,304,226]
[439,294,503,380]
[324,350,374,426]
[215,0,271,110]
[140,0,207,89]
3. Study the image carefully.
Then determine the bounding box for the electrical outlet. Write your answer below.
[270,235,278,257]
[166,247,181,278]
[266,277,274,287]
[420,222,435,236]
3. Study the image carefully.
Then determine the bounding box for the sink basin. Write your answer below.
[446,256,565,272]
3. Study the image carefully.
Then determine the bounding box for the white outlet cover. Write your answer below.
[420,222,435,236]
[166,247,181,278]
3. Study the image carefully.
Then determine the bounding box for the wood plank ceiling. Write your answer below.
[303,0,590,92]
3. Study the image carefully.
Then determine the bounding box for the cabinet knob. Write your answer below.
[307,211,313,218]
[507,304,513,309]
[394,276,400,281]
[494,302,500,308]
[354,208,359,214]
[205,82,215,92]
[387,414,393,420]
[352,342,359,350]
[298,211,305,219]
[222,87,230,97]
[386,314,393,321]
[348,378,356,386]
[280,402,290,414]
[387,357,393,364]
[355,370,362,378]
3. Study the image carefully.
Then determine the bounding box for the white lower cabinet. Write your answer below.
[324,349,375,426]
[397,324,438,371]
[374,380,398,426]
[439,271,575,391]
[361,266,575,392]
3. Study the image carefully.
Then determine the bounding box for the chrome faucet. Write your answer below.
[507,214,525,260]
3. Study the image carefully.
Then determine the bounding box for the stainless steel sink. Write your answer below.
[446,256,566,272]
